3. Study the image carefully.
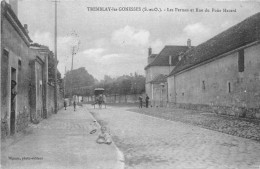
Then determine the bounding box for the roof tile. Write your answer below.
[145,45,189,69]
[170,12,260,76]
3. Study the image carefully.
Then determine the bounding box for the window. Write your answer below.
[202,80,206,91]
[238,50,244,72]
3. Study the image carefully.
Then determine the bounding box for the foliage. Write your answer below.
[93,72,145,96]
[64,67,95,97]
[48,51,62,86]
[63,68,145,97]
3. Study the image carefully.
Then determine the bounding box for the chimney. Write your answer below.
[24,24,29,34]
[187,39,191,48]
[9,0,18,16]
[148,47,152,57]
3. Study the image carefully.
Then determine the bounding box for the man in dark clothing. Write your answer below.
[145,95,149,108]
[73,100,76,111]
[64,100,67,110]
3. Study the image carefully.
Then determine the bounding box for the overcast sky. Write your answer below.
[11,0,260,80]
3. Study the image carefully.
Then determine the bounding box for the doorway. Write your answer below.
[10,67,17,135]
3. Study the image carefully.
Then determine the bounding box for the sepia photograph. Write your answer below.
[1,0,260,168]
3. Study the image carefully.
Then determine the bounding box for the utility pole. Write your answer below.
[70,31,80,71]
[71,47,75,70]
[53,0,58,113]
[0,4,2,112]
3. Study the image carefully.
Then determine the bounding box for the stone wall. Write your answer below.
[16,107,30,133]
[167,76,175,102]
[1,3,63,139]
[106,94,139,103]
[168,102,260,119]
[145,66,173,105]
[47,84,55,117]
[1,118,8,139]
[1,11,31,138]
[1,49,9,132]
[167,43,260,116]
[150,83,168,107]
[35,61,43,119]
[145,83,152,99]
[47,84,63,117]
[83,94,146,104]
[29,60,37,121]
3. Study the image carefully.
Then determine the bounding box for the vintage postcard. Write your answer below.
[1,0,260,169]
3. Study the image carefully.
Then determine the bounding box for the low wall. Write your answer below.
[106,94,139,103]
[168,102,260,119]
[83,94,146,104]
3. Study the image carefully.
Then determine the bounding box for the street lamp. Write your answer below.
[160,82,165,107]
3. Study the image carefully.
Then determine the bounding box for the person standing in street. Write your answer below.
[64,100,67,110]
[145,94,149,108]
[73,100,76,111]
[138,95,143,108]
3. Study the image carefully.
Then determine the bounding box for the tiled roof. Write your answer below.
[145,46,189,69]
[170,12,260,76]
[150,74,167,84]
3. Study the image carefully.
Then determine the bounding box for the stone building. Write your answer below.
[1,1,62,139]
[145,43,190,107]
[1,1,33,137]
[29,44,55,121]
[148,74,168,107]
[168,12,260,118]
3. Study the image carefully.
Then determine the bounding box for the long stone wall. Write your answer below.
[168,102,260,119]
[106,94,139,103]
[83,94,146,104]
[47,84,55,117]
[47,84,63,117]
[167,43,260,119]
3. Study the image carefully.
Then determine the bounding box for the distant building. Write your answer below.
[168,12,260,118]
[145,43,191,107]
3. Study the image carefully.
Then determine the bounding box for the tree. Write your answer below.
[120,78,132,102]
[48,51,62,86]
[64,67,95,97]
[92,73,145,97]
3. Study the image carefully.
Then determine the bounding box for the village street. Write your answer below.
[88,105,260,169]
[1,105,120,169]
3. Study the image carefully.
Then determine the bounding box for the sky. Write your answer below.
[9,0,260,80]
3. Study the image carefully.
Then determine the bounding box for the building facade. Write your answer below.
[1,1,32,137]
[168,12,260,118]
[145,44,190,107]
[1,1,63,139]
